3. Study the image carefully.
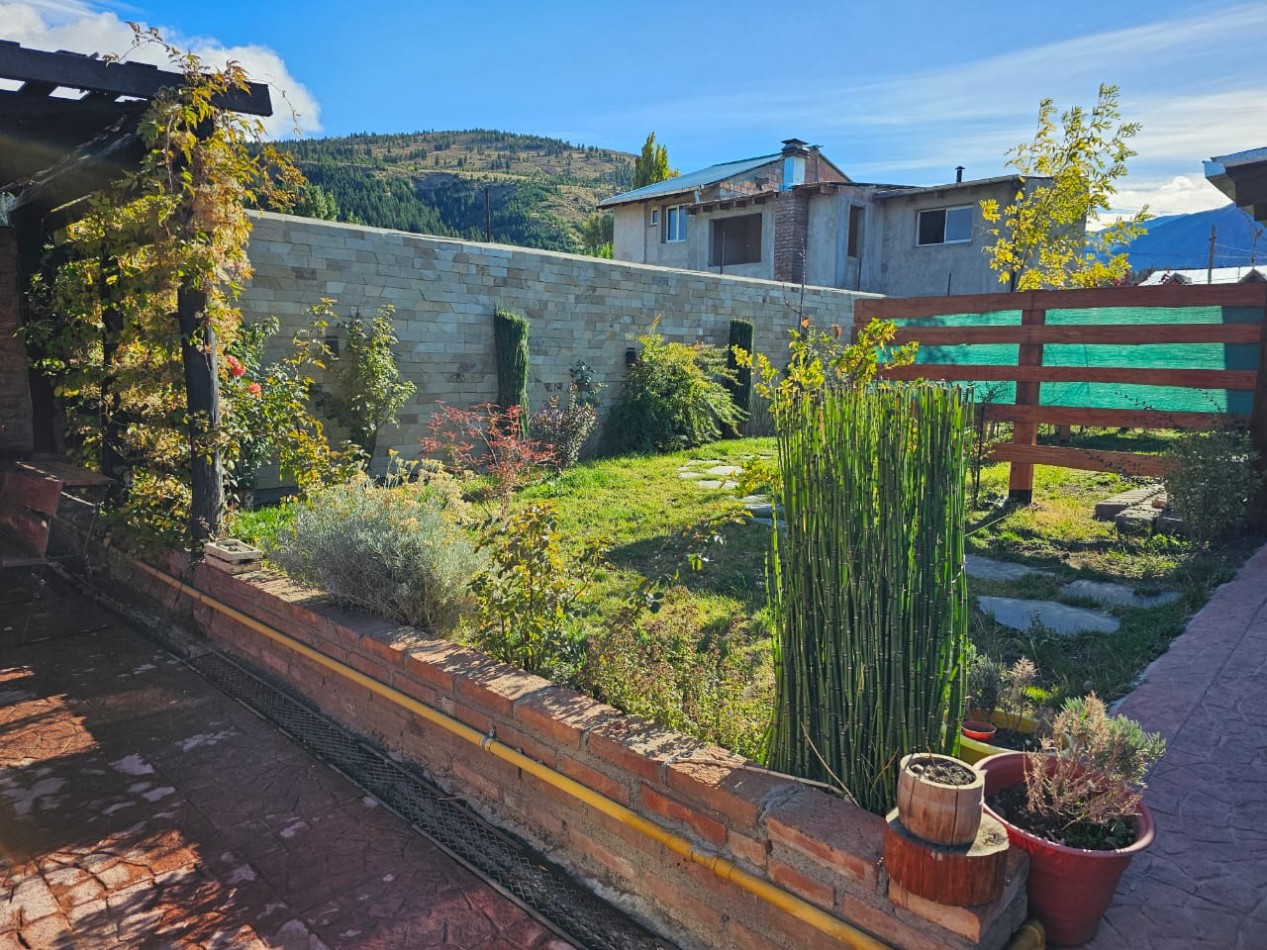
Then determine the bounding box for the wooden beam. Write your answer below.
[983,404,1246,431]
[883,322,1263,347]
[0,41,272,116]
[880,363,1258,390]
[854,283,1267,322]
[992,443,1166,478]
[4,127,144,217]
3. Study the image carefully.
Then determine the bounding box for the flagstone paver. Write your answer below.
[1085,541,1267,949]
[977,595,1120,635]
[0,568,570,950]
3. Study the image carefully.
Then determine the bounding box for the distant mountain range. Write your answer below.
[271,129,635,253]
[1124,204,1267,274]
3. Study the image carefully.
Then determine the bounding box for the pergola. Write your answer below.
[0,41,272,538]
[1206,148,1267,225]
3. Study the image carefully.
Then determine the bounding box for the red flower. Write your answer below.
[225,354,246,378]
[247,381,262,397]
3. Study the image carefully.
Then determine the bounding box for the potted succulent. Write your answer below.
[960,658,1046,763]
[978,694,1165,946]
[962,652,1001,742]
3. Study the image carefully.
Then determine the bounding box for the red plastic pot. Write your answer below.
[978,752,1155,947]
[961,719,998,742]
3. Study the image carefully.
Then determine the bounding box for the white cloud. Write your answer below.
[1105,176,1230,220]
[0,2,320,137]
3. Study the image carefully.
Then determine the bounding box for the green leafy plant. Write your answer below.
[23,27,307,545]
[1162,428,1261,544]
[532,396,599,470]
[469,502,607,683]
[603,320,743,454]
[494,307,530,433]
[317,300,417,463]
[267,467,478,633]
[1019,694,1165,850]
[583,587,770,760]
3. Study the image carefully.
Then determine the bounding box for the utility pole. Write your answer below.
[485,185,492,243]
[1207,225,1217,284]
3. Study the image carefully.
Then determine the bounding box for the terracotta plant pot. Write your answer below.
[978,751,1155,947]
[896,753,984,847]
[961,719,998,742]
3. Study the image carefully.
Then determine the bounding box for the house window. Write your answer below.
[710,214,762,266]
[663,204,688,243]
[847,205,865,258]
[917,206,972,246]
[649,208,659,227]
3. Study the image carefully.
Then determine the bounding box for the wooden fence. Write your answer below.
[854,284,1267,503]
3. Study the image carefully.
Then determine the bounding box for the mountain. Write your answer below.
[270,130,635,254]
[1125,204,1267,273]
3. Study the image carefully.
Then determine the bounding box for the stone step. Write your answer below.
[964,555,1053,582]
[1096,485,1164,520]
[1060,579,1181,609]
[977,596,1119,635]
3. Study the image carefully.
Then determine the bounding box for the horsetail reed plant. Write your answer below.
[741,319,965,813]
[766,382,970,813]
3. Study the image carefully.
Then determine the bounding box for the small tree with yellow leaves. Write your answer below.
[981,84,1149,292]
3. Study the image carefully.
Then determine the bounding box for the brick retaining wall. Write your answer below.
[112,555,1028,950]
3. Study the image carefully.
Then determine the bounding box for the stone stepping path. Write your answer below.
[676,459,752,492]
[965,555,1053,582]
[1060,579,1182,609]
[977,595,1120,635]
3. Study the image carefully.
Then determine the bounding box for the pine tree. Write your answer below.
[633,131,677,188]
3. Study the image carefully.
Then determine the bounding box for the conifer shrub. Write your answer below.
[724,318,755,423]
[493,307,530,433]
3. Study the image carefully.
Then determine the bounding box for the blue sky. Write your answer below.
[3,0,1262,217]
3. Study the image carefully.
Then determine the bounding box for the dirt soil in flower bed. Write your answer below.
[987,727,1043,753]
[987,784,1138,851]
[907,756,977,785]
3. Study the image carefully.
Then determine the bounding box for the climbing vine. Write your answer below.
[24,27,341,549]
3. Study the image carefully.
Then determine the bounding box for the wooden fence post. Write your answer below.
[1008,301,1045,504]
[1247,288,1267,531]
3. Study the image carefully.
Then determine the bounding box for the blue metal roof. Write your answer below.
[598,153,780,208]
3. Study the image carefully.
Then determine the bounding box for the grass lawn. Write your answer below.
[230,428,1262,753]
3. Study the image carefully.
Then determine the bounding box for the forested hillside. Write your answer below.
[270,129,635,253]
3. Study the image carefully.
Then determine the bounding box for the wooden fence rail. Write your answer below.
[854,284,1267,505]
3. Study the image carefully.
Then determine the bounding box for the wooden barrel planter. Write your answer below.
[896,753,984,846]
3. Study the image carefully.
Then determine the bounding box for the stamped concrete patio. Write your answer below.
[0,567,571,950]
[1086,542,1267,950]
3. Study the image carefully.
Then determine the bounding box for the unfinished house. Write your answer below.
[600,139,1039,297]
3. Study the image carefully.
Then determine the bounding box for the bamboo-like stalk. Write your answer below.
[767,383,969,814]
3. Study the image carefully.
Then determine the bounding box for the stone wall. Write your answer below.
[241,212,875,466]
[0,229,34,456]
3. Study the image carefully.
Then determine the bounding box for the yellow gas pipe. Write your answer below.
[132,559,1042,950]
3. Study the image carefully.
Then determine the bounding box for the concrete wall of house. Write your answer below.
[804,193,849,289]
[611,204,647,263]
[241,212,874,469]
[0,229,34,456]
[687,203,776,281]
[874,181,1016,297]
